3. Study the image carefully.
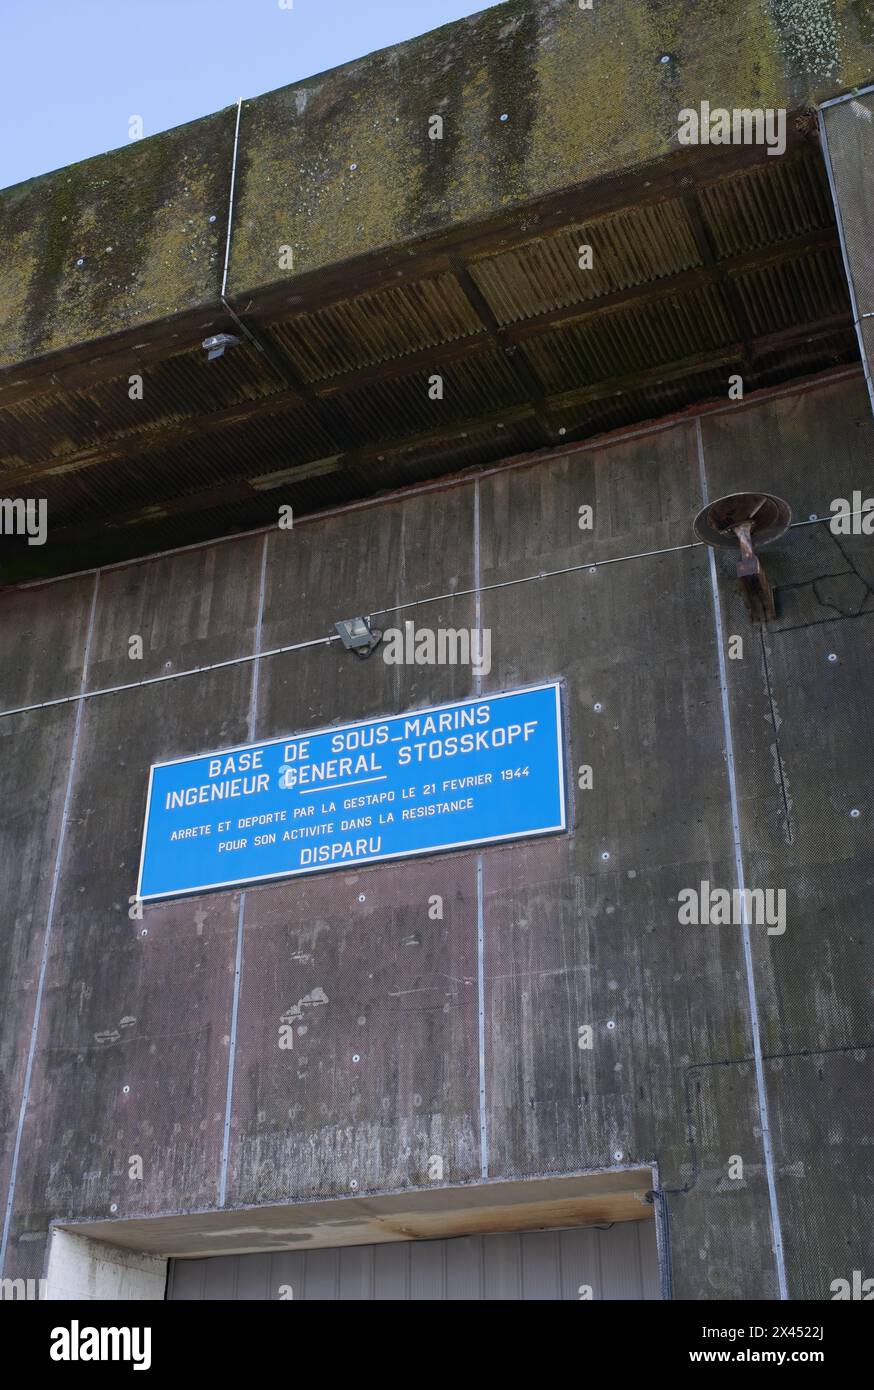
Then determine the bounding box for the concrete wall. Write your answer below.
[1,369,872,1300]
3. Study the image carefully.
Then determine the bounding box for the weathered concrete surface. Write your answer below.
[0,111,235,366]
[85,534,265,689]
[3,0,874,367]
[230,864,480,1203]
[822,87,874,412]
[1,372,872,1299]
[0,575,94,1249]
[477,420,781,1298]
[228,486,480,1203]
[824,88,874,317]
[62,1169,654,1257]
[231,0,874,292]
[1,536,262,1282]
[0,575,96,709]
[702,376,874,1297]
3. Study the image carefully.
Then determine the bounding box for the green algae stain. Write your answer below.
[231,64,414,289]
[672,1,785,108]
[394,22,478,237]
[2,112,233,361]
[530,0,668,193]
[0,176,65,364]
[838,0,874,54]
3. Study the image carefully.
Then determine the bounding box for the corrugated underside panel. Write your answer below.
[468,202,702,325]
[0,345,280,471]
[0,145,840,479]
[523,287,735,393]
[696,151,834,257]
[166,1219,660,1301]
[336,352,522,442]
[732,246,850,335]
[271,274,484,382]
[0,139,860,585]
[548,331,857,438]
[12,408,339,525]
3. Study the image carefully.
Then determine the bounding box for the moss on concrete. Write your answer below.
[230,0,874,295]
[845,0,874,45]
[2,0,874,368]
[0,111,235,367]
[233,59,413,289]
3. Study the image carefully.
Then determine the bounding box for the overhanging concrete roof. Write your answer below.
[0,0,872,581]
[2,0,872,368]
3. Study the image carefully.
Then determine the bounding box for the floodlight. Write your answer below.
[202,333,241,361]
[334,616,382,658]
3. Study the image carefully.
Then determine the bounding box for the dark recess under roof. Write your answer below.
[0,130,858,585]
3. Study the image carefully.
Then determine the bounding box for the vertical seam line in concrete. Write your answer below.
[219,532,269,1207]
[696,419,788,1300]
[474,479,489,1178]
[247,533,269,744]
[0,570,100,1274]
[473,478,483,698]
[818,107,874,420]
[476,859,488,1178]
[221,97,243,301]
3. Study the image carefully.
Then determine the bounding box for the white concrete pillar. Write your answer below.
[45,1228,166,1301]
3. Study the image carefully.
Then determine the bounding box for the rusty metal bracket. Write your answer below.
[693,492,792,623]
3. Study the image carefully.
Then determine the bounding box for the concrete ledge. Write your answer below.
[54,1167,655,1261]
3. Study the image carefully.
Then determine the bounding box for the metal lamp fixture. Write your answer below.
[334,616,383,658]
[202,333,241,362]
[693,491,792,622]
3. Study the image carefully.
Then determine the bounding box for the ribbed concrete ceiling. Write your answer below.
[0,130,857,584]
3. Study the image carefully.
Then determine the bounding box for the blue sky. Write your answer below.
[1,0,501,189]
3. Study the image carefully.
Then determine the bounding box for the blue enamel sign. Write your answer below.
[136,682,566,900]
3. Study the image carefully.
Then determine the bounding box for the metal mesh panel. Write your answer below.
[823,93,874,414]
[824,94,874,316]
